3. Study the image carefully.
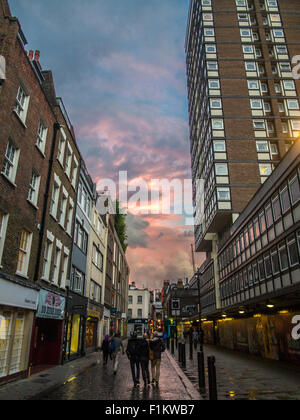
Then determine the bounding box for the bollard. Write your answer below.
[189,340,193,360]
[198,350,205,394]
[208,356,218,400]
[178,343,182,363]
[167,337,170,351]
[171,338,174,355]
[182,343,186,368]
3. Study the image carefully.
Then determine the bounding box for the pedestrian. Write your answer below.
[110,332,124,375]
[101,334,112,365]
[149,331,166,385]
[193,329,199,350]
[136,333,151,387]
[126,332,140,387]
[163,330,168,347]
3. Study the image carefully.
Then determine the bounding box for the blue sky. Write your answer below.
[9,0,202,288]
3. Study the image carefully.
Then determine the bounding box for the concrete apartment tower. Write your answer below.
[186,0,300,310]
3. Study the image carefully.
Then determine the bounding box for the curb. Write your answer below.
[165,351,203,401]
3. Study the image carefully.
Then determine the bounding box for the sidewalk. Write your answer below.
[0,350,201,400]
[170,342,300,400]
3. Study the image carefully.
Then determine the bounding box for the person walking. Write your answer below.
[101,334,112,365]
[110,332,124,375]
[193,329,199,350]
[136,333,151,387]
[149,331,166,385]
[126,332,140,387]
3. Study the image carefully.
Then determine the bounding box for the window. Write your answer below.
[129,295,133,305]
[65,144,73,179]
[279,242,289,271]
[236,0,246,5]
[90,280,101,303]
[207,61,218,70]
[273,29,284,38]
[93,244,104,271]
[128,309,132,317]
[14,85,30,123]
[251,99,263,109]
[289,176,300,204]
[267,0,278,7]
[272,195,281,220]
[283,80,295,91]
[217,187,230,201]
[210,98,222,109]
[243,45,254,54]
[50,180,60,218]
[276,46,287,54]
[0,212,9,266]
[259,164,272,177]
[253,120,266,130]
[287,235,299,267]
[266,204,273,227]
[41,239,53,281]
[280,63,291,72]
[57,129,66,165]
[17,230,32,276]
[264,253,272,278]
[208,80,220,89]
[137,309,143,318]
[206,45,216,53]
[66,200,74,235]
[36,120,48,154]
[270,248,280,274]
[2,141,19,184]
[51,245,62,285]
[28,171,41,207]
[204,28,215,37]
[240,29,251,37]
[291,120,300,131]
[74,221,88,254]
[259,211,266,233]
[238,13,248,21]
[215,163,228,176]
[213,140,226,152]
[256,141,269,152]
[287,100,299,110]
[203,13,213,21]
[71,157,79,188]
[59,191,68,227]
[248,80,259,90]
[212,119,224,130]
[245,62,256,71]
[280,186,291,214]
[137,295,143,304]
[71,267,85,294]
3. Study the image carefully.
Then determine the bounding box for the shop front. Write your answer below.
[63,290,88,362]
[0,276,39,383]
[86,303,104,353]
[30,289,65,370]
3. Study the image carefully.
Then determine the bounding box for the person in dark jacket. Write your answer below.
[136,334,150,387]
[149,331,166,385]
[101,334,112,365]
[126,332,140,386]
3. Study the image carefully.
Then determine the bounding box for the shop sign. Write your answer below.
[36,289,65,320]
[88,310,101,320]
[0,277,38,310]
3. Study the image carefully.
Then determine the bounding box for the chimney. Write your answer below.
[177,279,183,289]
[28,50,34,60]
[34,50,40,62]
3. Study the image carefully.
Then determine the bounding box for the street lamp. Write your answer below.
[173,286,178,349]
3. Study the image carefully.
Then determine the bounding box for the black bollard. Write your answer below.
[171,338,174,355]
[208,356,218,400]
[189,340,193,360]
[178,343,182,363]
[182,343,186,368]
[198,350,205,394]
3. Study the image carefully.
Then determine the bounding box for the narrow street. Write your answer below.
[35,351,200,401]
[172,343,300,400]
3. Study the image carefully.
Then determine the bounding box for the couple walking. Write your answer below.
[126,331,166,387]
[101,332,124,375]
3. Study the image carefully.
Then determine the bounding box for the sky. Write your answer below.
[9,0,203,289]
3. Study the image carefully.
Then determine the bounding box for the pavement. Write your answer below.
[171,342,300,400]
[0,348,201,401]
